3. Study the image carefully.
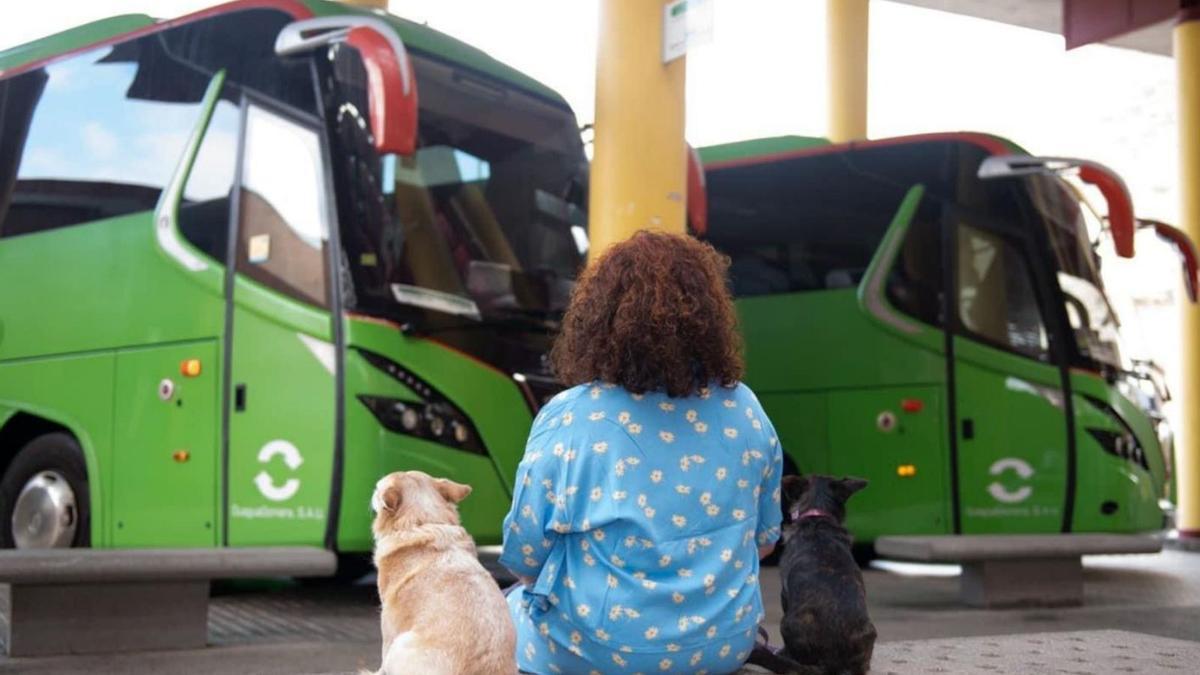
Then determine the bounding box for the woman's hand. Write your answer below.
[758,543,776,560]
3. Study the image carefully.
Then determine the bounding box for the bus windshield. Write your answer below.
[334,51,588,325]
[1026,174,1126,369]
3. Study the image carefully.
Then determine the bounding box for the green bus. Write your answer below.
[0,0,589,566]
[699,133,1195,544]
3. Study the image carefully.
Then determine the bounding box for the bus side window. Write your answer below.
[235,104,329,308]
[955,222,1050,360]
[178,95,240,264]
[886,202,945,327]
[0,37,213,239]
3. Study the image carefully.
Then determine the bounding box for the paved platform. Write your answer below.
[1,550,1197,673]
[874,629,1200,674]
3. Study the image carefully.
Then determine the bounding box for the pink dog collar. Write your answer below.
[791,507,833,521]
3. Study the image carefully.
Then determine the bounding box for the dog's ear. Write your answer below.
[781,475,807,503]
[435,478,473,504]
[379,482,403,512]
[837,476,869,498]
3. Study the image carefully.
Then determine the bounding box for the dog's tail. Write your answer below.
[746,644,825,675]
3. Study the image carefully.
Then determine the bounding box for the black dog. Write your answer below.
[753,475,876,675]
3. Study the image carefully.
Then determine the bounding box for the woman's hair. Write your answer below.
[551,230,743,397]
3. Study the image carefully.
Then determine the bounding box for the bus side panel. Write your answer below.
[737,290,950,542]
[739,290,947,391]
[0,213,225,361]
[111,340,219,547]
[828,386,950,539]
[757,393,828,475]
[226,282,334,547]
[0,353,116,546]
[953,339,1067,534]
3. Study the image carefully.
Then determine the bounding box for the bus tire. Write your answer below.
[0,433,90,549]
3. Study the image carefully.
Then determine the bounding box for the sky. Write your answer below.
[0,0,1186,387]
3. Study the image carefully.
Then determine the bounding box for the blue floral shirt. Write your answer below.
[500,382,784,674]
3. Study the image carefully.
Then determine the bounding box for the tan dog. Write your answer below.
[370,471,516,675]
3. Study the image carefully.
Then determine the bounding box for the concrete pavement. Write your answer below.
[2,550,1198,673]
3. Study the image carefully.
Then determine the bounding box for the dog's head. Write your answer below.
[371,471,473,537]
[781,474,868,525]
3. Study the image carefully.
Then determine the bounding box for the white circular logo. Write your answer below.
[987,457,1034,504]
[254,440,303,502]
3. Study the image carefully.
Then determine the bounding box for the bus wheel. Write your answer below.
[0,433,90,549]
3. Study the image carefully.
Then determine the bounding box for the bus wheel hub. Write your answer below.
[12,471,77,549]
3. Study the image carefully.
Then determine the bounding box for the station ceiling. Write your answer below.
[887,0,1174,56]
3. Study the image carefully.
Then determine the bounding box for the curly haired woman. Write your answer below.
[499,231,784,674]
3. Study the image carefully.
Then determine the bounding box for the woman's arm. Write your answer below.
[498,458,560,582]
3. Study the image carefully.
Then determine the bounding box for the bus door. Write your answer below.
[224,98,340,546]
[948,208,1072,534]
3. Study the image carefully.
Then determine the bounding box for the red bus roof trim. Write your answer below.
[703,132,1013,172]
[0,0,313,80]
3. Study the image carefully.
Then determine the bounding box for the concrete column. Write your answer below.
[588,0,688,257]
[1175,6,1200,539]
[826,0,869,143]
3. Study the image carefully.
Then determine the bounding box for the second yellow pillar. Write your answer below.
[1174,9,1200,538]
[589,0,688,257]
[827,0,870,143]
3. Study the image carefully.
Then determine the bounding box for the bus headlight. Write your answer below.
[355,348,487,456]
[358,395,485,456]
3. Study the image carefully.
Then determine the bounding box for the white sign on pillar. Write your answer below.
[663,0,714,64]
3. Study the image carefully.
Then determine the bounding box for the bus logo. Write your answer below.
[987,457,1033,504]
[254,440,303,502]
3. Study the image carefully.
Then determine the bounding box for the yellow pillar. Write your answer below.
[340,0,388,9]
[826,0,869,143]
[589,0,688,257]
[1176,9,1200,538]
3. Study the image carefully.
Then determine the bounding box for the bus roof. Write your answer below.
[700,132,1028,171]
[0,0,568,108]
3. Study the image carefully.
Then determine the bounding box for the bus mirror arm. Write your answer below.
[275,17,418,156]
[1139,219,1199,304]
[977,155,1136,258]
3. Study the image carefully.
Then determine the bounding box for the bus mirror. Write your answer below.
[275,17,418,156]
[1077,163,1135,259]
[1143,219,1199,304]
[686,144,708,236]
[978,155,1136,259]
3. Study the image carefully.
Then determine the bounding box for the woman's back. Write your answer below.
[501,380,782,672]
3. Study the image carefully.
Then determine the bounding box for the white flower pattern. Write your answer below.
[500,382,783,673]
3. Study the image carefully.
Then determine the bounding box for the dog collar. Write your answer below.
[791,507,833,521]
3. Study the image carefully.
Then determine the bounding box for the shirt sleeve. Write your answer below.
[754,405,785,547]
[499,404,574,578]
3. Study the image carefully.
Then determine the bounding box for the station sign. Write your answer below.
[663,0,714,64]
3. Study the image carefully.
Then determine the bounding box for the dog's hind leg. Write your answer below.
[379,632,457,675]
